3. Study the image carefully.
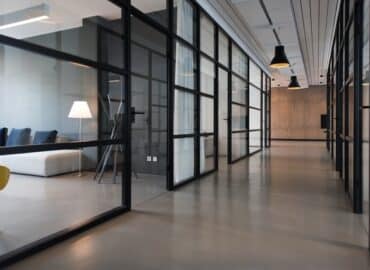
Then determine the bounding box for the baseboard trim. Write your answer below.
[271,138,327,142]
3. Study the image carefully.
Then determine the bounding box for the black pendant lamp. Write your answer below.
[288,76,301,90]
[270,45,290,69]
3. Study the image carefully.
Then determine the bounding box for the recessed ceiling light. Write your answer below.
[0,4,49,30]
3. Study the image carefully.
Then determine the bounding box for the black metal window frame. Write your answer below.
[248,61,264,155]
[0,0,272,265]
[326,0,363,214]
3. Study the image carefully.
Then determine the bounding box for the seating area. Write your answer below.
[0,127,81,176]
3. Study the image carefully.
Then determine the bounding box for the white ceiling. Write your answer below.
[0,0,120,39]
[228,0,339,88]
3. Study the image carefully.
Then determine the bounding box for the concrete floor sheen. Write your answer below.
[7,142,370,269]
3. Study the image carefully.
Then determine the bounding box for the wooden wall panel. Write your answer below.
[271,85,326,140]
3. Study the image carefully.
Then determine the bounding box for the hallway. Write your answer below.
[7,142,370,269]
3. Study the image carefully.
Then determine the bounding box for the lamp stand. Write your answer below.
[78,117,82,177]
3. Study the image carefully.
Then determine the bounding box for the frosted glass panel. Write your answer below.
[232,132,247,160]
[174,0,195,44]
[249,130,261,152]
[218,31,229,67]
[175,42,195,89]
[200,14,214,57]
[174,90,194,135]
[200,97,214,133]
[249,108,261,130]
[200,57,215,95]
[249,85,261,108]
[174,138,194,183]
[232,105,247,131]
[249,61,261,87]
[200,135,215,173]
[232,44,247,78]
[232,75,247,104]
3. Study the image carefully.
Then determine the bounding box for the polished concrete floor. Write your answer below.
[0,171,166,256]
[6,142,370,269]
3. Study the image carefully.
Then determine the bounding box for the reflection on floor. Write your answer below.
[7,142,370,269]
[0,171,166,257]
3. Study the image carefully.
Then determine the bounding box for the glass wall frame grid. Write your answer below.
[326,0,364,215]
[0,0,132,266]
[0,0,272,265]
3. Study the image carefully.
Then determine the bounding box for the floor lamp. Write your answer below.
[68,101,93,176]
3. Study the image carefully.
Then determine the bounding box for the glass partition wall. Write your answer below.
[0,0,271,265]
[327,0,369,245]
[0,0,130,264]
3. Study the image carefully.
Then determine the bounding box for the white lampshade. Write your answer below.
[68,101,93,119]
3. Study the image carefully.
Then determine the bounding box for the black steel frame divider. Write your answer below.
[0,0,273,265]
[327,0,364,214]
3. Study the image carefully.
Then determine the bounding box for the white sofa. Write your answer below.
[0,150,81,177]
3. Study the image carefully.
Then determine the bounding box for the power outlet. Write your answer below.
[146,156,152,162]
[152,156,158,162]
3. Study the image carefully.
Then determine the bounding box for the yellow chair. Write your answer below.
[0,165,10,191]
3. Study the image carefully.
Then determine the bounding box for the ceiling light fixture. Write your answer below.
[288,76,301,90]
[0,4,49,30]
[270,45,290,69]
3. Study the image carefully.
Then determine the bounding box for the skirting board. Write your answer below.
[271,138,327,142]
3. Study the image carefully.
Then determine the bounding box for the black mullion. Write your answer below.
[247,56,250,155]
[353,0,363,213]
[249,106,262,111]
[174,134,196,138]
[123,1,132,209]
[344,0,350,192]
[0,35,127,76]
[227,37,232,164]
[232,101,248,107]
[215,24,219,171]
[195,4,201,179]
[167,0,175,190]
[231,70,248,82]
[0,140,122,155]
[175,85,197,93]
[260,69,263,149]
[232,130,248,134]
[200,51,217,63]
[200,92,215,99]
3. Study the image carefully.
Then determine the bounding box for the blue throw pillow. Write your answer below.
[33,130,58,145]
[0,128,7,146]
[6,128,31,146]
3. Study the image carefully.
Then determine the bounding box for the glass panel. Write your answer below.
[362,0,370,233]
[218,30,229,67]
[218,68,228,157]
[232,44,247,78]
[200,135,215,173]
[174,89,194,135]
[0,145,123,255]
[200,14,214,57]
[232,105,247,131]
[0,44,124,256]
[249,61,261,88]
[132,0,168,27]
[175,42,196,90]
[250,84,261,108]
[232,75,247,104]
[0,1,124,68]
[249,108,261,130]
[200,57,215,95]
[200,96,214,133]
[249,130,261,152]
[0,45,101,144]
[174,137,194,183]
[173,0,195,45]
[231,132,247,160]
